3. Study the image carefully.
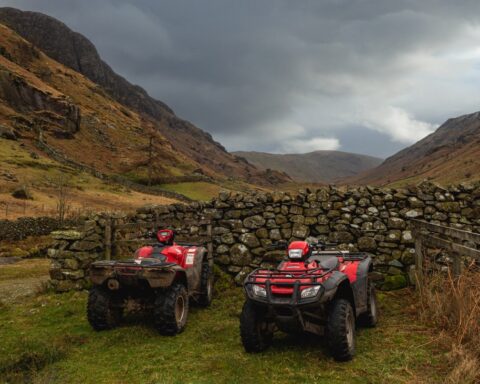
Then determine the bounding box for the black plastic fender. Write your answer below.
[320,271,350,303]
[185,247,208,295]
[351,255,373,315]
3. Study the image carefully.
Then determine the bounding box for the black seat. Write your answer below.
[308,255,339,270]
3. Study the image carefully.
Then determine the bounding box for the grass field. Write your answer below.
[158,182,224,201]
[0,275,445,384]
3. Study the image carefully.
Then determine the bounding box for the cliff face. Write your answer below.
[0,7,288,185]
[0,7,173,119]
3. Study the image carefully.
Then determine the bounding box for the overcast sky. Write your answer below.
[2,1,480,158]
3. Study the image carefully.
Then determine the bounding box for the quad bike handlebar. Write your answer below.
[266,239,338,251]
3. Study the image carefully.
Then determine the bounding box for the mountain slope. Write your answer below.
[0,7,287,186]
[233,150,382,183]
[348,111,480,185]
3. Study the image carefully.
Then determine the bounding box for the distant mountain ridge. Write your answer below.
[233,150,383,183]
[348,111,480,185]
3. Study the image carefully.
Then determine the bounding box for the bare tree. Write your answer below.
[48,173,71,225]
[148,135,153,187]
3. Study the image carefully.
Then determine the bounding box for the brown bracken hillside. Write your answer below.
[347,111,480,186]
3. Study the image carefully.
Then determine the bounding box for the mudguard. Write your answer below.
[321,271,349,303]
[185,247,208,294]
[351,256,373,315]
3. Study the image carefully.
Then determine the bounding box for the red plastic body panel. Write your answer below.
[134,244,198,269]
[340,261,359,283]
[254,260,327,295]
[251,257,363,295]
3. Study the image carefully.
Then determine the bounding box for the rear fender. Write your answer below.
[90,262,115,286]
[185,247,208,294]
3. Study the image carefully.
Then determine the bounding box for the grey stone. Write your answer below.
[240,233,260,248]
[230,244,252,266]
[292,223,309,238]
[51,230,84,240]
[388,217,406,229]
[216,244,229,254]
[220,232,235,245]
[243,215,266,229]
[358,236,377,251]
[70,241,101,252]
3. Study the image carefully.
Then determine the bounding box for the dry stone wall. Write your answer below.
[48,181,480,292]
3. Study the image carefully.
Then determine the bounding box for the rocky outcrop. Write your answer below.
[0,7,173,120]
[0,70,81,136]
[47,181,480,292]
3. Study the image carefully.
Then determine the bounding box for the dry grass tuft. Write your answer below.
[418,269,480,384]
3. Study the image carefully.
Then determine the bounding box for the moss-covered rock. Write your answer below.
[381,274,408,291]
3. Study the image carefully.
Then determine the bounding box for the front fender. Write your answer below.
[321,271,349,303]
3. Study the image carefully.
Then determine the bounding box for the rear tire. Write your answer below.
[359,280,378,327]
[154,283,189,335]
[87,286,123,331]
[197,262,213,307]
[326,298,356,361]
[240,300,273,353]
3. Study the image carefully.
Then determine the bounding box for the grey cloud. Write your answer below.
[2,0,480,156]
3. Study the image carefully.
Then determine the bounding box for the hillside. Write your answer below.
[234,150,382,183]
[0,7,288,188]
[348,111,480,186]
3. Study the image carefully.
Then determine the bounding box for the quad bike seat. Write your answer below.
[308,255,339,270]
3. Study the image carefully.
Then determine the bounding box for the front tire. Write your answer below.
[154,283,189,335]
[240,300,273,352]
[87,286,123,331]
[326,298,356,361]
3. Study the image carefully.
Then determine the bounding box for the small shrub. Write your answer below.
[11,185,32,200]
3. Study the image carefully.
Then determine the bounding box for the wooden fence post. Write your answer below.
[452,252,462,277]
[414,236,424,289]
[105,216,112,260]
[207,223,213,266]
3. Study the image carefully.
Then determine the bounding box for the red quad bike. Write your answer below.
[240,238,378,361]
[87,229,213,335]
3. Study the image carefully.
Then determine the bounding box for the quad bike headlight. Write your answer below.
[288,249,303,259]
[301,285,322,299]
[252,284,267,298]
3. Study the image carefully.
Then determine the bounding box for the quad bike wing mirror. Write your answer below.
[320,242,338,250]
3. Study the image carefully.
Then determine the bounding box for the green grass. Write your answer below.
[0,283,444,384]
[0,259,50,281]
[159,182,223,201]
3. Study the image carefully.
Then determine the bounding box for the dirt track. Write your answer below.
[0,276,49,303]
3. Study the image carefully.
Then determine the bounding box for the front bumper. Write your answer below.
[244,279,327,307]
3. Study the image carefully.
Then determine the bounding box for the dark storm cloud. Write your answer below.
[2,0,480,156]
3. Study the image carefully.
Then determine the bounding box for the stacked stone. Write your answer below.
[48,219,104,292]
[208,181,480,289]
[47,180,480,292]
